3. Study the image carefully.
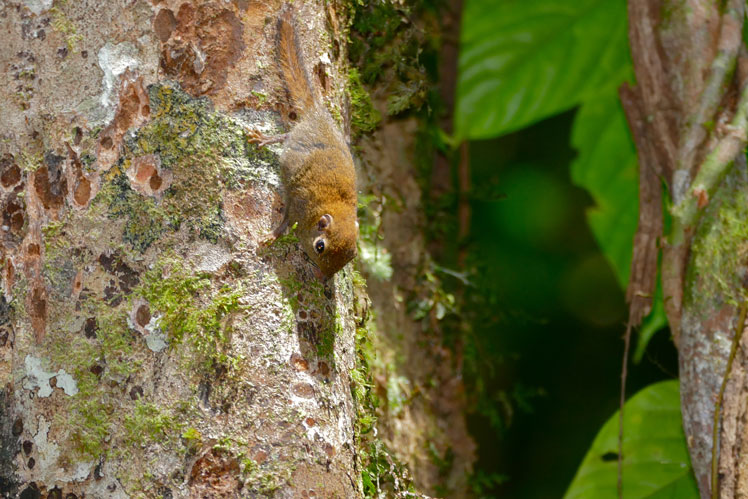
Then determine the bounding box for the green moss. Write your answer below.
[181,427,203,453]
[347,0,434,119]
[50,2,83,53]
[687,172,748,310]
[241,457,258,475]
[92,83,281,252]
[42,219,69,253]
[49,307,140,460]
[348,68,381,136]
[18,149,43,172]
[124,401,179,446]
[93,163,172,252]
[138,259,245,371]
[317,318,339,359]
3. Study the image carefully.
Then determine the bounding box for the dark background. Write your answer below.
[461,111,678,498]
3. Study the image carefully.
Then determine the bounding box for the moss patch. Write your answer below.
[99,167,173,252]
[48,306,141,460]
[138,259,244,371]
[124,401,179,447]
[687,171,748,310]
[93,83,279,252]
[50,1,83,53]
[348,69,381,137]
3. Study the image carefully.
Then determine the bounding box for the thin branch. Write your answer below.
[672,78,748,228]
[620,84,663,327]
[675,0,744,200]
[627,0,678,180]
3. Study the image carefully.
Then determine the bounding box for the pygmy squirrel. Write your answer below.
[250,5,358,280]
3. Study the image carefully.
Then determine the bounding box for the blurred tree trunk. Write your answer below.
[623,1,748,496]
[0,0,474,497]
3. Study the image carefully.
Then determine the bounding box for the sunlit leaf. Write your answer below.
[564,381,697,499]
[456,0,630,139]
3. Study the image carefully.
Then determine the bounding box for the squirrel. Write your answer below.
[249,4,358,280]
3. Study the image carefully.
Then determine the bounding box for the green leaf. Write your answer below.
[570,90,638,288]
[564,380,697,499]
[456,0,630,139]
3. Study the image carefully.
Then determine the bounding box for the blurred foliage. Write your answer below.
[453,0,678,496]
[456,0,631,139]
[457,0,668,357]
[564,381,697,499]
[348,0,440,118]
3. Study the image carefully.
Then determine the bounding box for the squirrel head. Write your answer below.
[301,207,358,280]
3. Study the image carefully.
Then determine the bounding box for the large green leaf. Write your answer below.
[570,91,637,288]
[456,0,630,139]
[564,380,697,499]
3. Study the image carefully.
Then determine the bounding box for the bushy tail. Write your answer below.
[277,4,316,114]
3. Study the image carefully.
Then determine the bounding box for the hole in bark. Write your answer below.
[73,177,91,206]
[83,317,98,338]
[130,385,144,400]
[1,164,21,188]
[29,287,46,321]
[154,8,177,42]
[149,172,163,191]
[19,483,39,499]
[12,417,22,436]
[136,304,151,326]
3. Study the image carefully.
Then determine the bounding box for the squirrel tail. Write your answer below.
[277,4,316,114]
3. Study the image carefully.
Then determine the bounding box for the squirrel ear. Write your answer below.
[318,214,333,230]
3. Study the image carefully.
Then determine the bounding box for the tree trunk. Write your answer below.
[0,1,365,496]
[623,1,748,497]
[0,0,477,497]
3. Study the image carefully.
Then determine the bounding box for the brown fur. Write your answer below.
[274,5,358,279]
[277,5,316,114]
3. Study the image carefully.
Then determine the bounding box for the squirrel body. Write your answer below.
[267,5,358,279]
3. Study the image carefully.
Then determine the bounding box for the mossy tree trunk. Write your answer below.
[0,0,475,498]
[0,1,365,496]
[623,1,748,496]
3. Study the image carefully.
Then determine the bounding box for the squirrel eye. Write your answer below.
[314,238,325,254]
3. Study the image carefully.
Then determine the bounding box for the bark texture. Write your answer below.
[358,116,476,496]
[0,1,364,496]
[623,1,748,497]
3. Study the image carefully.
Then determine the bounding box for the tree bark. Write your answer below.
[623,1,748,497]
[0,1,365,496]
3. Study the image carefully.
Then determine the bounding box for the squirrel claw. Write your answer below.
[246,129,288,148]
